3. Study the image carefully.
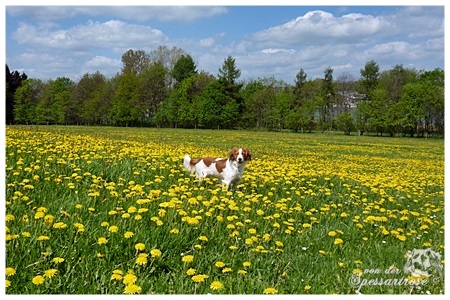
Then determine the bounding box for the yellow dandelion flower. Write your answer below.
[243,261,251,267]
[210,281,224,290]
[229,245,238,250]
[170,228,179,234]
[263,287,278,294]
[328,231,337,237]
[52,257,65,264]
[237,269,247,275]
[37,235,50,241]
[123,284,142,294]
[191,274,208,283]
[135,254,148,265]
[5,214,15,222]
[53,222,67,229]
[6,280,11,288]
[123,273,137,285]
[334,238,344,245]
[304,285,312,291]
[150,249,162,259]
[182,255,194,263]
[186,268,196,275]
[34,211,45,219]
[5,267,16,276]
[198,235,208,242]
[44,269,58,278]
[32,275,45,285]
[222,267,232,273]
[124,231,134,238]
[97,237,108,245]
[108,225,119,233]
[215,261,226,268]
[135,243,145,251]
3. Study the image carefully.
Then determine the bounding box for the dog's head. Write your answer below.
[229,147,252,164]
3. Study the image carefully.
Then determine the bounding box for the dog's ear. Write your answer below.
[243,148,252,161]
[228,148,237,160]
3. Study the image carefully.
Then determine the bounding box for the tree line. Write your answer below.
[6,45,444,137]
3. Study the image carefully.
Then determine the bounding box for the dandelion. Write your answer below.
[124,231,134,239]
[191,274,208,283]
[353,268,363,276]
[263,287,278,294]
[304,285,312,291]
[44,269,58,278]
[34,211,45,219]
[135,243,145,251]
[5,267,16,277]
[135,254,148,265]
[243,261,251,267]
[6,280,11,288]
[53,222,67,229]
[210,281,224,290]
[334,238,344,245]
[215,261,225,268]
[170,228,179,234]
[74,223,85,233]
[5,214,15,222]
[150,249,162,259]
[97,237,108,245]
[328,230,337,237]
[182,255,194,263]
[123,284,142,294]
[237,270,247,275]
[111,272,123,281]
[222,267,232,273]
[37,235,50,241]
[53,257,65,264]
[123,273,137,285]
[198,235,208,242]
[32,275,45,285]
[108,225,119,233]
[186,268,196,275]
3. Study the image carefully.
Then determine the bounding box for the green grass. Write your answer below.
[5,126,444,294]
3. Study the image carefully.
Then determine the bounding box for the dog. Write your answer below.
[183,147,252,190]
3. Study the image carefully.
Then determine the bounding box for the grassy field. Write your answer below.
[4,126,444,294]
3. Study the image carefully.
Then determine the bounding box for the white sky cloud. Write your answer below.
[13,20,168,51]
[5,5,444,83]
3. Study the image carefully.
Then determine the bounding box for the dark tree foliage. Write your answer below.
[6,64,28,124]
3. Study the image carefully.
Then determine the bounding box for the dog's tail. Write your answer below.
[183,154,196,174]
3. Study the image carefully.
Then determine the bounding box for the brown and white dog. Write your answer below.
[183,147,252,190]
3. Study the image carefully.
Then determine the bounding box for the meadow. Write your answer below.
[5,126,444,294]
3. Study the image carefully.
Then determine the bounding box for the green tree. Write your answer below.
[218,55,241,85]
[171,54,197,86]
[6,65,28,124]
[335,112,356,135]
[135,63,169,125]
[121,49,150,75]
[357,60,380,134]
[318,67,336,131]
[109,72,139,126]
[74,72,109,125]
[13,78,43,124]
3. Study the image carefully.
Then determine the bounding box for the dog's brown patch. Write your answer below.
[190,157,227,172]
[215,159,226,173]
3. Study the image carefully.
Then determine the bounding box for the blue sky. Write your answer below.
[4,3,445,84]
